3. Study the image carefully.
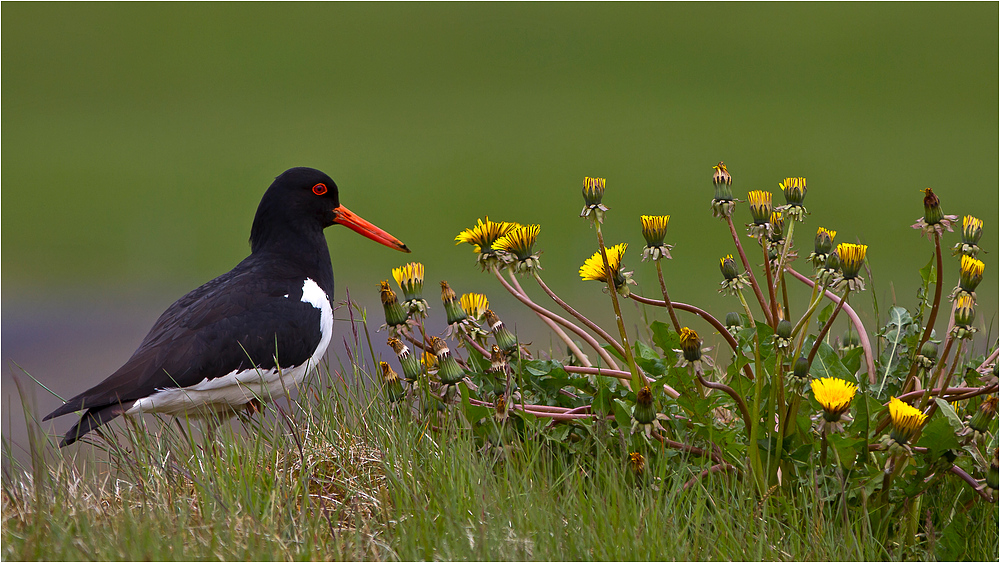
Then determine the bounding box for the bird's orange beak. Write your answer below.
[332,205,410,253]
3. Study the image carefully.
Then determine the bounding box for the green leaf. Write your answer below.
[459,384,490,426]
[827,433,863,469]
[650,320,679,364]
[934,398,965,433]
[915,414,960,460]
[817,302,834,327]
[812,341,854,381]
[919,252,936,285]
[613,398,633,431]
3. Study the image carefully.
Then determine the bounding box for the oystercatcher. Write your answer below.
[43,167,409,446]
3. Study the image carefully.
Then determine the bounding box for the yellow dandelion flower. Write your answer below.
[493,225,541,261]
[959,255,985,293]
[579,243,627,283]
[454,217,520,253]
[640,215,670,246]
[747,190,772,224]
[811,377,857,418]
[837,243,867,280]
[460,293,489,320]
[888,396,927,438]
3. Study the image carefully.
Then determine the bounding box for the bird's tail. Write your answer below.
[59,404,126,447]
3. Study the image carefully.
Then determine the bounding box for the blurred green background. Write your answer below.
[3,3,997,445]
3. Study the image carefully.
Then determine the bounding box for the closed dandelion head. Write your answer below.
[711,162,736,218]
[581,176,609,222]
[379,361,405,403]
[777,177,808,221]
[718,254,750,295]
[768,211,786,244]
[839,329,861,353]
[579,243,635,297]
[961,396,997,444]
[628,452,646,477]
[640,215,673,261]
[914,341,938,371]
[460,293,489,321]
[379,280,409,329]
[808,227,837,268]
[725,311,743,334]
[630,384,668,438]
[773,319,793,353]
[811,377,856,433]
[455,217,520,270]
[440,281,474,337]
[746,190,772,237]
[956,255,985,297]
[392,262,429,315]
[388,337,421,382]
[675,327,713,375]
[953,215,984,258]
[430,336,465,386]
[882,397,928,454]
[816,248,841,287]
[951,293,977,340]
[912,187,958,240]
[484,309,518,353]
[492,224,541,272]
[834,243,867,291]
[988,450,999,495]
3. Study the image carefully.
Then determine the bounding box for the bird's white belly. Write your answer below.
[125,277,333,417]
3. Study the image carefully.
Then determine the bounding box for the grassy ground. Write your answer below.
[4,347,996,561]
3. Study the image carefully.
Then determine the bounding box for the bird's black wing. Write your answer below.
[44,258,326,421]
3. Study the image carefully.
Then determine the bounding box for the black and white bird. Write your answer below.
[44,167,409,446]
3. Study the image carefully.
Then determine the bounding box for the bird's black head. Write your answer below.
[250,167,410,255]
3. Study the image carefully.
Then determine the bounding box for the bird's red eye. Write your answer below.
[312,183,328,196]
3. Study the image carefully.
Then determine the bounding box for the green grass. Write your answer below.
[4,339,996,561]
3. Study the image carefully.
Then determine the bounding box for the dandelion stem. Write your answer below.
[725,215,773,325]
[806,288,851,370]
[563,365,680,398]
[592,217,641,391]
[682,463,738,490]
[654,261,683,333]
[507,270,594,368]
[922,339,964,417]
[907,231,944,387]
[490,265,622,372]
[696,374,751,432]
[774,219,796,319]
[786,266,876,384]
[760,235,780,326]
[530,270,626,357]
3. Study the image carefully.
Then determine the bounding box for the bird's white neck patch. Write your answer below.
[301,278,333,369]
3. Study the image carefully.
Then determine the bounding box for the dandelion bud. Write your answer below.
[484,309,518,353]
[712,161,733,200]
[962,215,983,246]
[431,336,465,385]
[815,228,836,255]
[837,243,867,280]
[887,397,927,446]
[780,177,807,207]
[460,293,489,322]
[776,320,792,340]
[968,396,997,434]
[392,262,429,315]
[768,211,786,243]
[628,452,646,477]
[954,294,976,327]
[922,187,944,225]
[440,281,468,325]
[633,385,656,425]
[379,281,409,327]
[640,215,672,261]
[793,357,810,379]
[959,255,985,294]
[379,361,405,403]
[747,191,773,225]
[388,337,422,382]
[679,327,702,362]
[581,176,609,221]
[725,312,743,331]
[920,341,938,362]
[719,254,739,281]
